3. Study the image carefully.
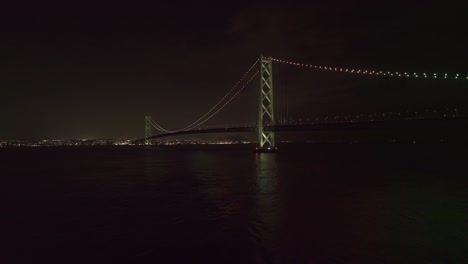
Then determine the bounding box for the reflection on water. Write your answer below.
[253,153,280,263]
[1,144,468,263]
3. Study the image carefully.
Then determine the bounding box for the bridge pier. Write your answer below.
[145,116,152,145]
[256,56,277,153]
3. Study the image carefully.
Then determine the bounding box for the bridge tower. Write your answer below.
[145,115,152,145]
[257,56,276,152]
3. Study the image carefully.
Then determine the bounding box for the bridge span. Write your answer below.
[139,117,468,143]
[143,56,467,150]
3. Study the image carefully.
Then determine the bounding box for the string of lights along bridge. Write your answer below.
[269,57,468,80]
[143,56,465,151]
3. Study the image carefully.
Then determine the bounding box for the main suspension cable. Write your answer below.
[270,57,468,80]
[180,70,260,130]
[152,59,260,133]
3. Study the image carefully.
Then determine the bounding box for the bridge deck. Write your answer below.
[138,117,468,143]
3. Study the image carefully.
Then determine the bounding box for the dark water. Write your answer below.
[2,144,467,263]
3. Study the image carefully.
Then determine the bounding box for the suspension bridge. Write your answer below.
[140,56,468,152]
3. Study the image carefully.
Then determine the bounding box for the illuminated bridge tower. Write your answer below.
[257,56,276,152]
[145,115,152,145]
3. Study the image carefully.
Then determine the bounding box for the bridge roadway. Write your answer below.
[141,117,468,142]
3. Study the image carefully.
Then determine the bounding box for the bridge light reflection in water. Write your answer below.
[2,145,467,262]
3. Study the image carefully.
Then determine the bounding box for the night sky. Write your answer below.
[1,1,467,140]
